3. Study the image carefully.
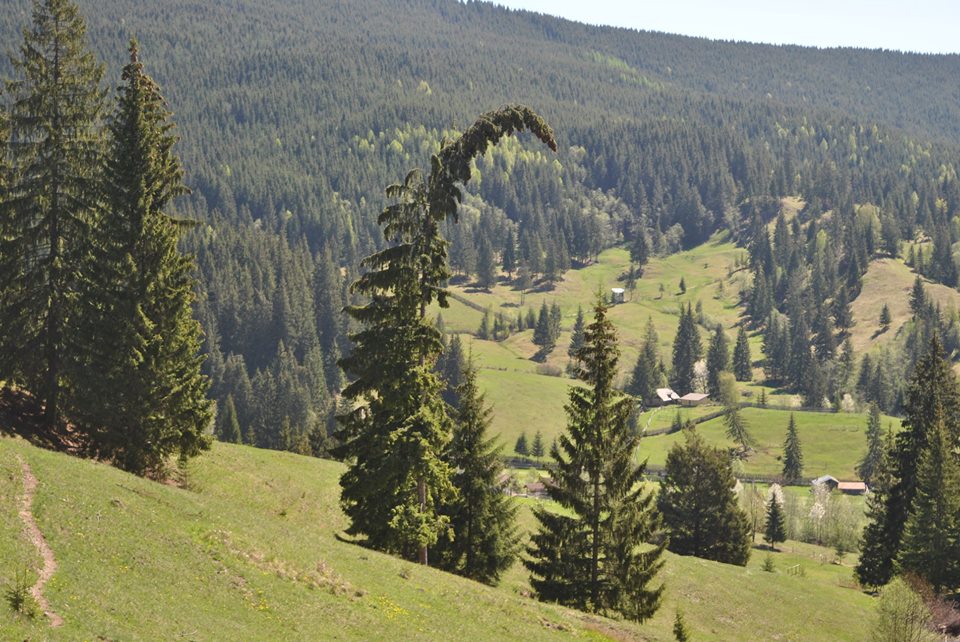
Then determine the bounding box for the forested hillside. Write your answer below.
[3,0,959,449]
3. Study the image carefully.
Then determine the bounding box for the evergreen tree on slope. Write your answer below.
[856,336,960,586]
[857,403,884,485]
[434,362,518,585]
[628,316,663,406]
[526,298,663,621]
[764,491,786,550]
[336,106,555,564]
[733,325,752,381]
[73,41,210,474]
[782,413,803,484]
[705,324,729,398]
[670,303,701,395]
[658,429,751,565]
[0,0,105,427]
[897,410,960,593]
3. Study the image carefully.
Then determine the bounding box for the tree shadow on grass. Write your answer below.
[0,386,86,455]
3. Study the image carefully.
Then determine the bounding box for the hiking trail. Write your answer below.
[16,455,63,627]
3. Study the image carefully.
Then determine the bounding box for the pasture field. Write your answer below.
[0,438,877,641]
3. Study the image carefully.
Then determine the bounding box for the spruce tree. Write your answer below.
[531,430,545,458]
[533,301,553,348]
[217,395,242,444]
[811,304,837,362]
[514,432,529,456]
[477,309,491,339]
[763,493,786,549]
[673,610,691,642]
[628,317,663,406]
[832,285,854,334]
[72,41,210,474]
[336,106,556,565]
[568,305,586,358]
[879,304,891,332]
[630,229,650,267]
[437,333,467,408]
[909,276,926,318]
[476,236,496,289]
[856,430,899,588]
[549,302,562,342]
[502,228,517,277]
[706,324,729,398]
[516,262,533,304]
[526,299,664,621]
[733,325,752,381]
[657,429,752,565]
[897,411,960,593]
[524,306,536,330]
[434,363,518,585]
[720,372,751,453]
[857,403,884,485]
[782,413,803,484]
[762,313,790,384]
[0,0,105,427]
[856,336,960,587]
[788,314,812,391]
[670,304,702,395]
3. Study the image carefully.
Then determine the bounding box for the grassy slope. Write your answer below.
[0,439,632,641]
[0,438,875,641]
[443,232,911,478]
[439,234,790,451]
[637,407,902,480]
[850,256,960,359]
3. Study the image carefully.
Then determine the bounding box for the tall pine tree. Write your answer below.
[0,0,105,427]
[434,362,518,585]
[733,325,752,381]
[720,372,751,453]
[782,413,803,484]
[568,305,586,358]
[857,403,884,485]
[336,106,555,565]
[71,41,210,474]
[763,492,786,550]
[657,429,752,565]
[217,394,242,444]
[670,303,702,395]
[856,336,960,587]
[897,410,960,593]
[855,431,899,588]
[705,323,729,398]
[526,299,664,621]
[628,316,663,406]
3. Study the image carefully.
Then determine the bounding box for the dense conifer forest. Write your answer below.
[7,0,960,638]
[3,0,958,448]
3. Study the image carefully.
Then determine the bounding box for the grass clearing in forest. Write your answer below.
[636,406,902,480]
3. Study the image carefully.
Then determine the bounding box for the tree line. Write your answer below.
[0,0,209,475]
[335,107,764,632]
[2,0,957,451]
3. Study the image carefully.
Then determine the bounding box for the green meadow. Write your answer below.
[636,407,902,481]
[1,438,877,641]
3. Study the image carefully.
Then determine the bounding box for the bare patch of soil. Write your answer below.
[15,455,63,627]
